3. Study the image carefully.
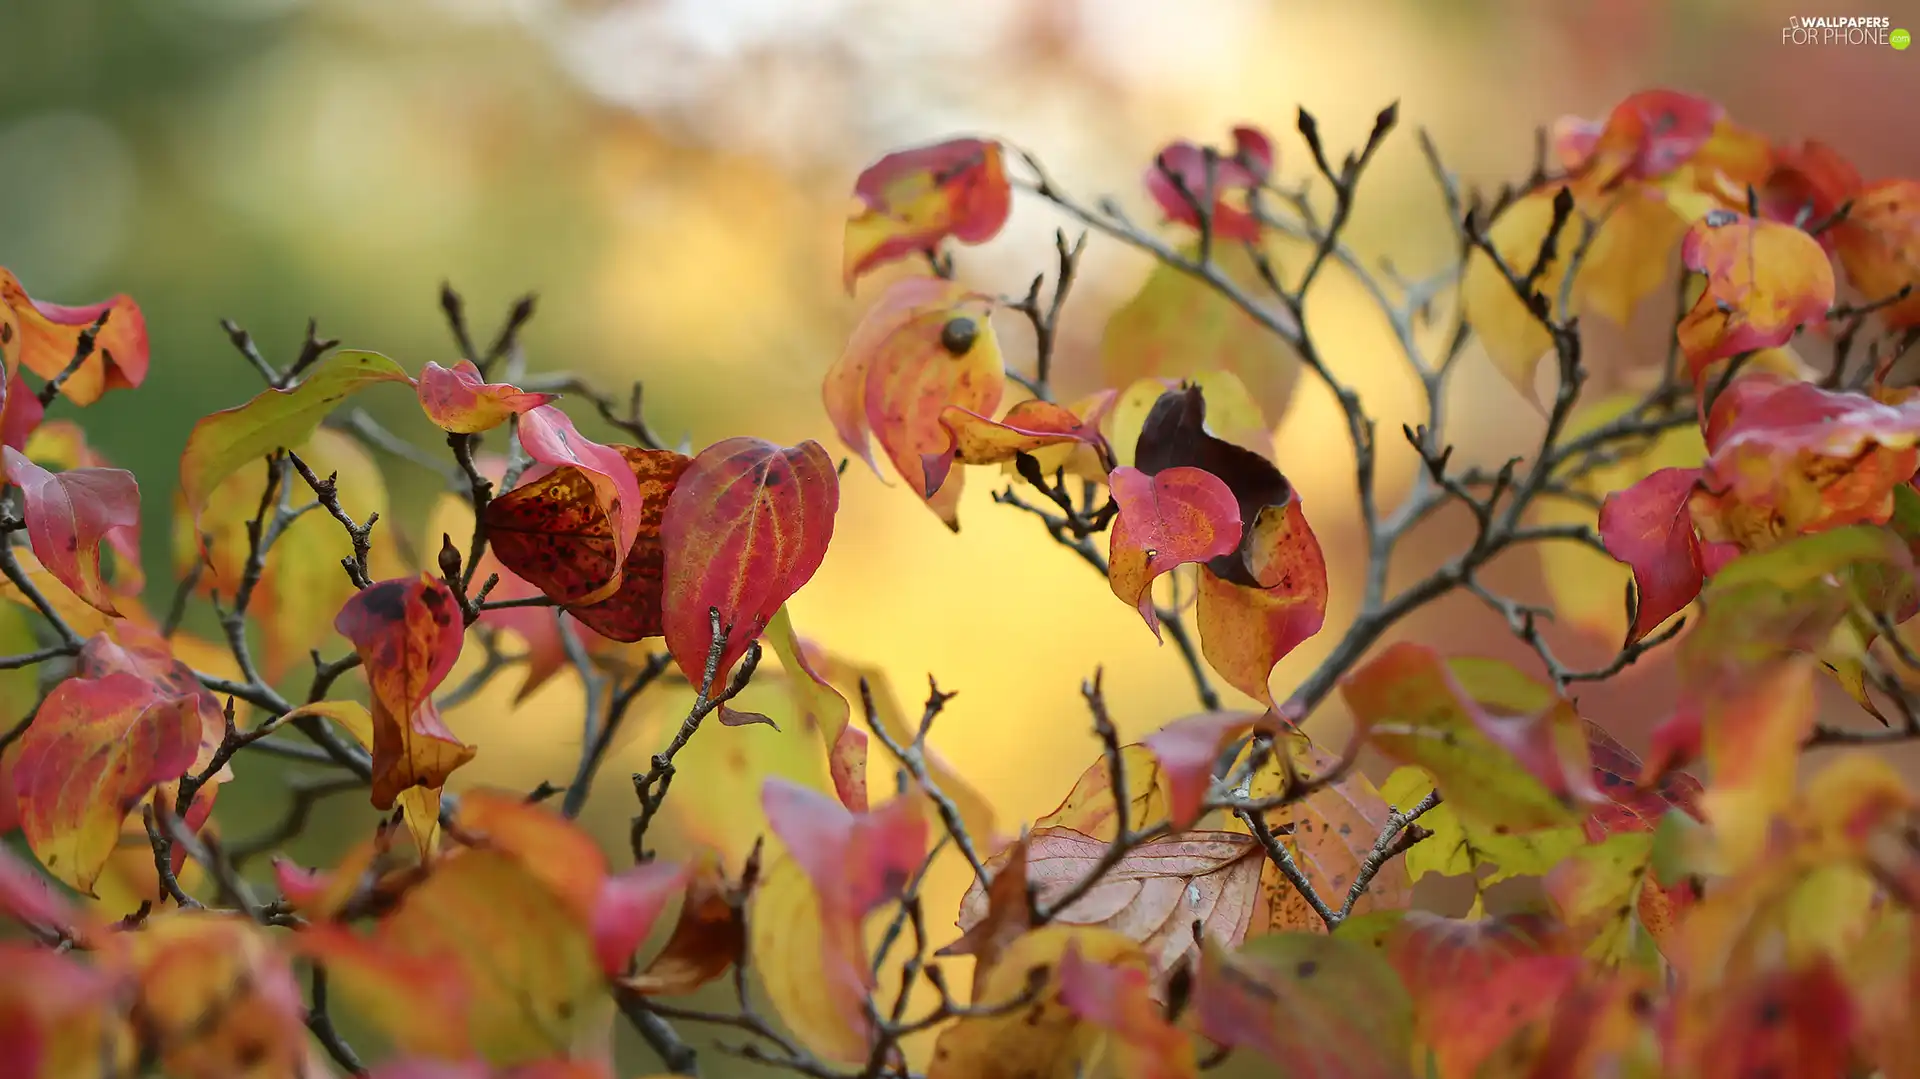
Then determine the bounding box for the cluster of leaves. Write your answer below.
[5,85,1920,1079]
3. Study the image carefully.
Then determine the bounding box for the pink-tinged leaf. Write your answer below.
[13,672,199,894]
[334,575,473,810]
[1145,127,1274,242]
[1140,711,1274,828]
[1569,89,1725,186]
[1194,495,1328,708]
[843,137,1011,291]
[592,861,692,975]
[1599,466,1708,643]
[416,360,557,434]
[1107,465,1242,637]
[516,405,648,605]
[0,269,148,407]
[0,364,44,452]
[291,922,474,1059]
[921,399,1113,499]
[860,289,1005,528]
[1382,912,1581,1079]
[1678,211,1836,382]
[1056,941,1196,1079]
[1833,178,1920,329]
[0,842,82,936]
[660,438,837,689]
[3,447,139,617]
[824,276,959,475]
[1192,934,1415,1079]
[1584,721,1704,841]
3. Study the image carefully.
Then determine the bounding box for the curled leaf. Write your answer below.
[515,405,648,605]
[660,438,837,688]
[1678,211,1836,382]
[417,360,557,434]
[0,269,148,406]
[334,575,473,810]
[1599,466,1709,643]
[1107,465,1241,637]
[922,399,1112,499]
[3,446,139,617]
[843,137,1011,291]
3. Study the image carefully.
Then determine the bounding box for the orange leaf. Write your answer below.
[1107,465,1241,638]
[4,446,139,617]
[843,137,1010,291]
[1678,211,1836,383]
[1561,89,1727,188]
[1699,657,1818,868]
[1251,736,1410,932]
[1832,178,1920,328]
[958,826,1260,988]
[0,943,133,1077]
[291,922,473,1058]
[922,399,1112,499]
[483,447,691,641]
[1056,941,1195,1079]
[937,833,1033,993]
[515,404,647,605]
[13,671,200,894]
[122,910,311,1079]
[416,360,556,434]
[659,438,837,689]
[0,269,147,407]
[828,276,1004,527]
[620,855,746,996]
[1194,495,1328,708]
[927,926,1148,1079]
[334,575,473,810]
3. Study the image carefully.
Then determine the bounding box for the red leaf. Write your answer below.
[1680,960,1855,1079]
[1583,721,1704,841]
[0,269,148,406]
[0,364,44,452]
[1761,140,1862,235]
[0,842,81,936]
[13,671,199,894]
[1194,494,1328,708]
[1678,211,1837,381]
[3,446,139,617]
[1056,942,1195,1079]
[1139,711,1273,828]
[334,575,473,810]
[483,446,692,641]
[843,137,1011,291]
[1144,127,1274,241]
[920,399,1112,499]
[416,360,557,434]
[1598,466,1707,642]
[1107,465,1242,637]
[592,861,692,975]
[761,778,925,923]
[659,438,837,689]
[1833,179,1920,329]
[1568,89,1724,186]
[1192,934,1414,1078]
[1383,912,1581,1079]
[515,405,647,605]
[1133,385,1290,587]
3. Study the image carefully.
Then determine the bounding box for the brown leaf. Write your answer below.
[955,826,1260,988]
[621,857,745,996]
[1245,736,1409,932]
[937,833,1033,993]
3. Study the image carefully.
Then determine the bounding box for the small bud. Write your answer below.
[437,533,463,583]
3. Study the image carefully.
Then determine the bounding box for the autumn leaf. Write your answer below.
[620,854,746,996]
[843,137,1011,291]
[1343,645,1600,831]
[1584,720,1705,842]
[0,841,86,939]
[292,922,473,1058]
[122,910,311,1079]
[416,359,556,433]
[0,944,134,1079]
[1677,211,1836,382]
[1249,735,1410,932]
[1132,384,1326,704]
[484,446,691,640]
[1557,89,1727,188]
[755,779,925,1064]
[937,833,1033,991]
[334,575,474,810]
[1833,178,1920,329]
[1598,465,1709,642]
[515,405,649,605]
[24,421,144,599]
[13,671,200,894]
[0,269,148,406]
[1697,657,1818,868]
[765,607,866,812]
[1137,710,1272,828]
[836,277,1005,527]
[4,446,139,617]
[1762,140,1862,235]
[1460,187,1575,404]
[1192,933,1414,1079]
[1143,126,1274,242]
[1384,767,1583,888]
[1099,245,1300,426]
[659,438,837,688]
[921,399,1112,499]
[1379,911,1582,1079]
[178,349,411,532]
[1034,744,1171,842]
[1055,941,1195,1079]
[1670,959,1856,1079]
[1545,831,1658,965]
[1106,465,1241,637]
[957,826,1261,987]
[928,926,1147,1079]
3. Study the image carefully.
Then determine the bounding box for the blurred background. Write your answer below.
[4,0,1918,1072]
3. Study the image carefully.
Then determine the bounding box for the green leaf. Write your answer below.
[179,350,412,524]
